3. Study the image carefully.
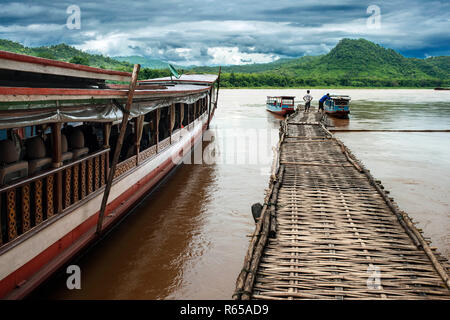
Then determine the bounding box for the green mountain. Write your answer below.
[0,38,448,87]
[0,39,176,80]
[0,39,133,71]
[193,38,450,87]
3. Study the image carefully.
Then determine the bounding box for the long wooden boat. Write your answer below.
[266,96,295,116]
[324,94,351,118]
[0,51,220,299]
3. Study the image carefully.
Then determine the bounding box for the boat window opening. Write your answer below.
[188,103,195,124]
[62,123,90,158]
[0,129,28,185]
[109,124,119,162]
[120,122,136,162]
[182,103,189,127]
[199,98,204,115]
[174,103,181,131]
[142,110,157,151]
[158,106,170,141]
[282,98,294,106]
[334,99,348,106]
[80,123,103,154]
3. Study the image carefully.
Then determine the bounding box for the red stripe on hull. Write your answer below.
[0,116,212,299]
[267,108,294,116]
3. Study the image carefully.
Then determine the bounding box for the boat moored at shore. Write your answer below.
[0,50,220,299]
[266,96,295,116]
[324,94,351,118]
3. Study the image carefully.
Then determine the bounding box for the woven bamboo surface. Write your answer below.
[234,110,450,300]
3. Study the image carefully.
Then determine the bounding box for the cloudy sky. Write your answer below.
[0,0,449,65]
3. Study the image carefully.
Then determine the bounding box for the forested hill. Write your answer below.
[0,39,171,80]
[0,38,448,87]
[193,39,450,87]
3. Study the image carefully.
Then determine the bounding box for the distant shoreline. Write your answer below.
[220,86,443,90]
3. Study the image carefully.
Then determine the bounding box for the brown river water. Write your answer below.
[31,89,450,300]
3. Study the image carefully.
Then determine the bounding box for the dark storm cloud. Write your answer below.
[0,0,449,64]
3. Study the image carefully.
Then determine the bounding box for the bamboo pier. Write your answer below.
[234,110,450,300]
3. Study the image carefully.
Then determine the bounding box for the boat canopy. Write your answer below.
[329,94,351,100]
[141,74,219,85]
[0,51,219,129]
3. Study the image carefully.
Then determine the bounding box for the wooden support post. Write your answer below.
[156,108,160,152]
[135,115,144,165]
[207,90,212,129]
[215,66,221,109]
[193,101,197,123]
[96,64,140,235]
[134,117,140,165]
[170,103,175,144]
[180,103,184,128]
[103,122,111,177]
[187,104,190,126]
[51,123,63,214]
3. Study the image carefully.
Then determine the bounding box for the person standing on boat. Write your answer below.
[318,93,330,113]
[303,90,313,112]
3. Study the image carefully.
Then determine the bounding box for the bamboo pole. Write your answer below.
[361,165,450,289]
[96,64,140,235]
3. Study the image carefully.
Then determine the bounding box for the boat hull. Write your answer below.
[0,111,214,300]
[266,104,294,116]
[324,101,350,118]
[325,110,350,118]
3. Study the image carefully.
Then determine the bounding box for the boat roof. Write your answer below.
[330,94,351,99]
[0,50,132,82]
[141,74,218,85]
[0,51,219,129]
[267,96,295,99]
[0,83,211,103]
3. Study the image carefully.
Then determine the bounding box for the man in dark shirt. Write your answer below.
[318,93,330,112]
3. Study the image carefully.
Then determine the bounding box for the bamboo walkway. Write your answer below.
[234,110,450,300]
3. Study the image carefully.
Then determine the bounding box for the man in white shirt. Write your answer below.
[303,90,313,112]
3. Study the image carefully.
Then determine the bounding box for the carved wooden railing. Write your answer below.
[113,155,137,179]
[171,129,181,144]
[158,137,171,152]
[138,145,157,163]
[0,148,109,246]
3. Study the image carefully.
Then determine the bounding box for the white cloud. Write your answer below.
[76,32,142,57]
[207,47,278,65]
